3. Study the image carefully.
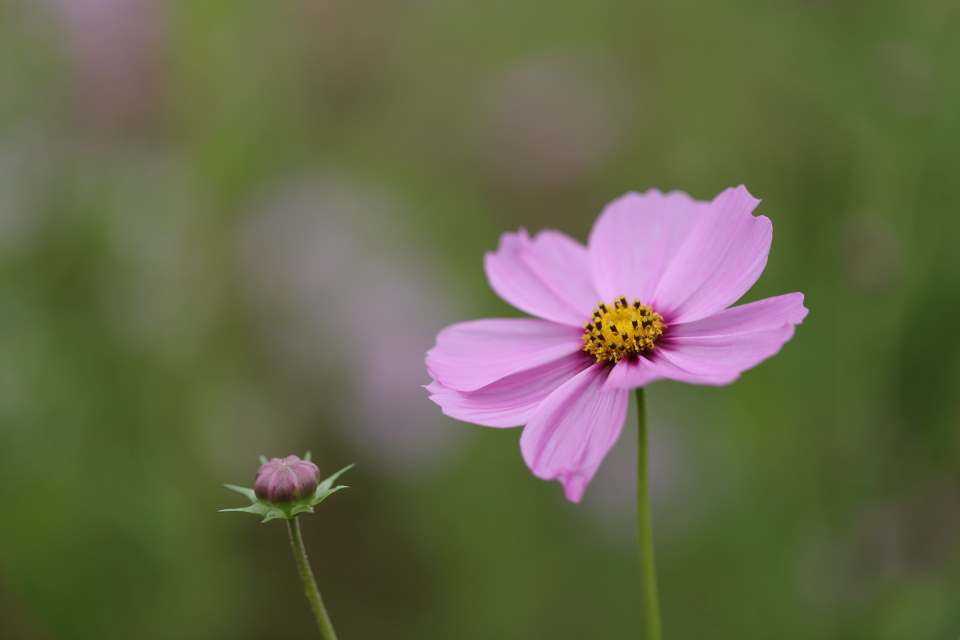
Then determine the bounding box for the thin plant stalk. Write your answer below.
[636,387,663,640]
[287,516,339,640]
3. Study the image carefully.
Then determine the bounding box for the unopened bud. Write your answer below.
[254,455,321,504]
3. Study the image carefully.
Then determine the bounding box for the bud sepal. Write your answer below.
[221,455,353,523]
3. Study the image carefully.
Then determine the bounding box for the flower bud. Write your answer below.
[254,455,321,504]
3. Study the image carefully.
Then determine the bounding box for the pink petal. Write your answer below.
[426,318,584,392]
[602,349,734,388]
[651,185,772,324]
[485,228,598,326]
[656,323,798,385]
[604,355,669,389]
[426,351,592,427]
[588,189,709,304]
[641,350,745,386]
[668,292,808,338]
[520,363,629,502]
[651,292,807,383]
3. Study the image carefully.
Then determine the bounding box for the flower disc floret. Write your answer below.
[583,296,664,363]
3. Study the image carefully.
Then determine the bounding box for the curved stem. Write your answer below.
[636,387,663,640]
[287,516,339,640]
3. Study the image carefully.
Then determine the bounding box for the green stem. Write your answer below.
[287,516,339,640]
[636,387,663,640]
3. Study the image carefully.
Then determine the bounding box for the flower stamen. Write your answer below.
[582,296,665,363]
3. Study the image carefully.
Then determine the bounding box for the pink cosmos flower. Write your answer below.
[425,186,807,502]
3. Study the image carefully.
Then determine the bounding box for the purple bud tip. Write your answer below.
[254,455,321,504]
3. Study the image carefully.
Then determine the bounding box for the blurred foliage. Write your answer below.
[1,0,960,639]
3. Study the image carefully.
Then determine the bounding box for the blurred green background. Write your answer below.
[2,0,959,638]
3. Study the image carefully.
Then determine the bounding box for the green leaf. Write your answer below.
[316,486,348,502]
[223,484,257,501]
[290,503,316,517]
[219,504,266,516]
[259,509,288,523]
[315,464,355,496]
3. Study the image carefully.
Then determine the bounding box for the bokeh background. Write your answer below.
[2,0,959,638]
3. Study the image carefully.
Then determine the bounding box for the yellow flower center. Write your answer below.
[582,296,665,363]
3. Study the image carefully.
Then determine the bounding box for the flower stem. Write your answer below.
[636,387,663,640]
[287,516,339,640]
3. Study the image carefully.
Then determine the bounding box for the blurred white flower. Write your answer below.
[475,51,633,189]
[92,152,224,362]
[46,0,165,134]
[796,480,960,612]
[586,404,697,542]
[0,127,56,258]
[236,175,469,475]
